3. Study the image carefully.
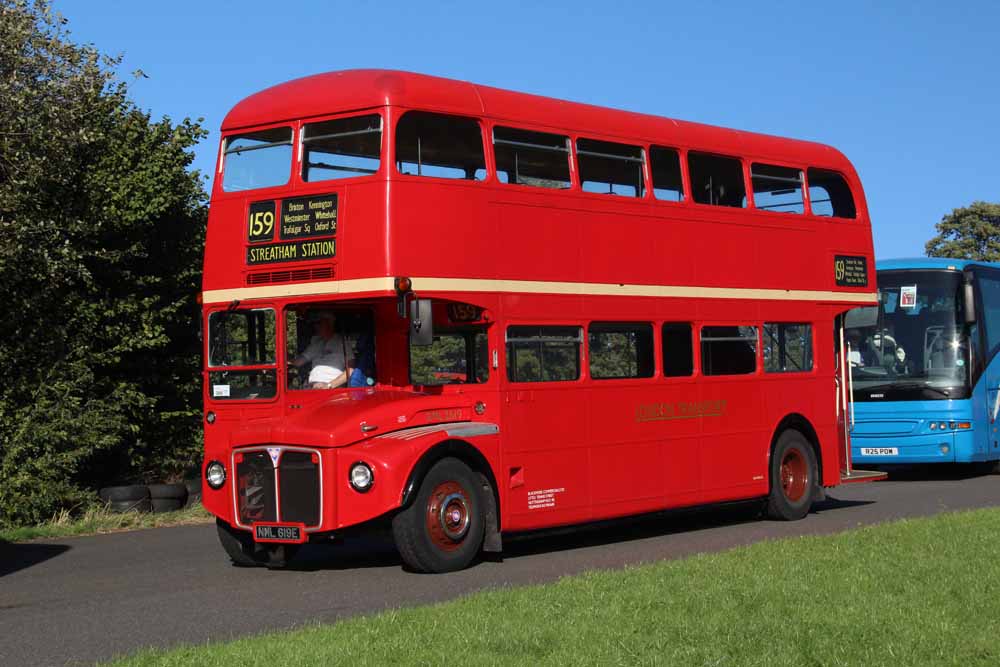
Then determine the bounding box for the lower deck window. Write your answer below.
[410,331,489,385]
[588,323,654,378]
[764,323,813,372]
[701,325,758,375]
[506,326,581,382]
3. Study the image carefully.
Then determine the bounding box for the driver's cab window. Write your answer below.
[285,306,375,390]
[410,330,489,385]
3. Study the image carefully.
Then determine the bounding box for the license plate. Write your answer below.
[253,523,306,543]
[860,447,898,456]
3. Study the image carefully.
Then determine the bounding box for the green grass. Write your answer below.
[0,503,211,542]
[111,508,1000,666]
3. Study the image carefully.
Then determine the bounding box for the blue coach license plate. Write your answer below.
[253,523,304,543]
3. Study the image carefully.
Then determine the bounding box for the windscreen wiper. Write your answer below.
[885,381,953,398]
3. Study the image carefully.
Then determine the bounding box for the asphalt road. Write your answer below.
[2,468,999,666]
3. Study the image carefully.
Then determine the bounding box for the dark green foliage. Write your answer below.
[0,0,207,527]
[926,201,1000,261]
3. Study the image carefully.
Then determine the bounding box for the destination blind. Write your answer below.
[246,239,335,265]
[280,194,337,239]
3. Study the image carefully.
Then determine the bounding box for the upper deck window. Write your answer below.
[577,139,645,197]
[751,163,804,214]
[807,168,856,218]
[688,152,746,208]
[650,147,684,202]
[302,114,381,182]
[395,112,486,180]
[494,127,571,189]
[222,127,293,192]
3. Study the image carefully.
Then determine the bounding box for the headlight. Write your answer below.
[205,461,226,489]
[349,462,374,493]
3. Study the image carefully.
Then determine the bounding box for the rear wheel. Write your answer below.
[765,429,817,521]
[392,458,485,573]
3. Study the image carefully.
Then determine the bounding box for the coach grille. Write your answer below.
[277,451,321,526]
[233,447,322,529]
[236,451,276,524]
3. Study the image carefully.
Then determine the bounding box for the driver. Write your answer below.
[290,311,350,389]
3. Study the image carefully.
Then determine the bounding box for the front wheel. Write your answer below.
[391,458,486,573]
[765,430,817,521]
[216,518,299,568]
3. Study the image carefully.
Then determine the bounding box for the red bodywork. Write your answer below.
[201,70,876,540]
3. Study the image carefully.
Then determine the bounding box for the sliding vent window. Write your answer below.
[395,112,486,180]
[651,146,684,201]
[701,326,757,376]
[302,114,381,182]
[577,139,644,197]
[751,163,804,214]
[588,323,654,379]
[506,326,581,382]
[807,168,856,218]
[688,152,746,207]
[764,323,813,373]
[494,127,571,189]
[222,127,293,192]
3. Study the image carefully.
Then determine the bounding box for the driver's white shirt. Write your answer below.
[301,335,346,383]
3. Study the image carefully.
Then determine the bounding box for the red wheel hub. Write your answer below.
[780,448,808,502]
[425,481,471,551]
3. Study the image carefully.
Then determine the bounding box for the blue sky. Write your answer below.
[59,0,999,258]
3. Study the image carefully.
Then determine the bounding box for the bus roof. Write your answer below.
[222,69,854,171]
[877,257,1000,272]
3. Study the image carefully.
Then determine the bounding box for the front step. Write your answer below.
[840,468,888,484]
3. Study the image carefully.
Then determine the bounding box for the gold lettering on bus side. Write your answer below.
[422,408,463,423]
[635,399,727,423]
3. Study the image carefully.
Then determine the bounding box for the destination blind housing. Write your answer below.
[246,193,338,265]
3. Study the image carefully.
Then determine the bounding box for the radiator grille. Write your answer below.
[236,451,276,524]
[247,266,333,285]
[277,451,321,526]
[234,447,321,529]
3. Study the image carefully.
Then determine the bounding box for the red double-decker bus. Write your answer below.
[201,69,882,572]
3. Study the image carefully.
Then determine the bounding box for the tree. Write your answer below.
[0,0,207,526]
[925,201,1000,261]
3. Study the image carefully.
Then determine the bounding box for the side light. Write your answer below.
[349,462,374,493]
[206,411,216,424]
[205,461,226,489]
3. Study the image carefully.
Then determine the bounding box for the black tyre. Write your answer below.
[765,429,818,521]
[215,519,299,568]
[108,498,152,513]
[148,483,188,501]
[151,498,184,513]
[183,479,202,506]
[391,457,485,573]
[217,518,268,567]
[99,485,149,502]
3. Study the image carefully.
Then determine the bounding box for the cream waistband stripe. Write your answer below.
[201,276,879,305]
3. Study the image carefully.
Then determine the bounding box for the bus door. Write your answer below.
[500,325,590,529]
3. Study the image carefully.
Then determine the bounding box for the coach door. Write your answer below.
[500,325,590,529]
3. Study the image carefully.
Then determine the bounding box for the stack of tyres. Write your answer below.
[98,484,189,513]
[148,484,188,512]
[99,485,151,513]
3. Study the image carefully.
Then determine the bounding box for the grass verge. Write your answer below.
[112,508,1000,666]
[0,503,211,542]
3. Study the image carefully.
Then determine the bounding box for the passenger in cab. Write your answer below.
[290,311,350,389]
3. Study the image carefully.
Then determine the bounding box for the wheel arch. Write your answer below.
[400,438,502,552]
[769,413,823,486]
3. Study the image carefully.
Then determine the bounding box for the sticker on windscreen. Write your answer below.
[900,285,917,309]
[213,384,231,398]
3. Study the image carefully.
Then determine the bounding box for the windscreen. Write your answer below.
[222,127,293,192]
[846,270,970,401]
[207,309,277,400]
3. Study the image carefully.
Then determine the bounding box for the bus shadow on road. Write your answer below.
[497,496,875,561]
[291,534,402,571]
[0,540,71,578]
